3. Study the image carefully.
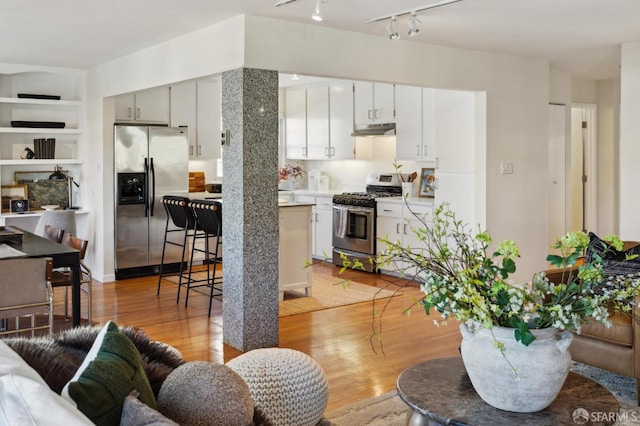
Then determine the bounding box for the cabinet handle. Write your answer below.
[423,145,427,157]
[190,145,194,156]
[330,146,335,156]
[368,110,373,120]
[127,107,132,119]
[374,109,380,120]
[136,108,141,120]
[403,224,409,235]
[396,223,401,234]
[325,147,329,157]
[302,147,307,157]
[435,157,440,169]
[416,145,421,156]
[198,145,202,156]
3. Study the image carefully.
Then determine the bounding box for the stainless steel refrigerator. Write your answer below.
[114,125,189,279]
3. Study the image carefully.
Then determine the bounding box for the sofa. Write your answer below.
[0,320,329,426]
[540,233,640,404]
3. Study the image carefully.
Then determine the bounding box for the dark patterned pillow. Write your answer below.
[587,232,640,276]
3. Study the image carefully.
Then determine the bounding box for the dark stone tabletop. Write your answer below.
[396,357,619,426]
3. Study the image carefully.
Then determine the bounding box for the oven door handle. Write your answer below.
[332,205,374,214]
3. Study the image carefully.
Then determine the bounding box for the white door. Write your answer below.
[570,104,597,233]
[548,104,566,248]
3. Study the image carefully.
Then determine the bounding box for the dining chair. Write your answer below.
[34,210,77,239]
[44,224,64,243]
[186,200,223,317]
[0,257,53,337]
[50,234,92,322]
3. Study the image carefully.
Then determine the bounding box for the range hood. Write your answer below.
[351,122,396,137]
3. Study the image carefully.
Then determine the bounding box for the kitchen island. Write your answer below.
[188,197,313,300]
[278,201,313,300]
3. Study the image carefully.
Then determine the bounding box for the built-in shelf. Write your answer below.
[0,127,81,134]
[0,159,82,166]
[0,97,82,107]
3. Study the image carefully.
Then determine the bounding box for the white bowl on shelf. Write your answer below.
[40,205,60,211]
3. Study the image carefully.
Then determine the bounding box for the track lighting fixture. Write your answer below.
[367,0,463,40]
[408,12,421,37]
[311,0,323,21]
[386,16,399,40]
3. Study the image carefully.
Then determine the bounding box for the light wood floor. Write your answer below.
[55,262,461,413]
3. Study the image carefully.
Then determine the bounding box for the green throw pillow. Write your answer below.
[61,321,157,426]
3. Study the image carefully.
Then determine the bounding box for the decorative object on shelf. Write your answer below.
[9,199,29,213]
[15,169,71,210]
[278,163,304,190]
[10,121,65,129]
[17,93,61,100]
[40,204,60,211]
[34,138,55,159]
[356,202,640,412]
[20,148,35,159]
[418,167,435,198]
[1,184,28,212]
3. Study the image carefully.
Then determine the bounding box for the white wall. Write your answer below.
[86,15,549,283]
[619,42,640,240]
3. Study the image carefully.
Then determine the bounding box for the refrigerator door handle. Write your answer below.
[144,157,149,217]
[150,157,156,216]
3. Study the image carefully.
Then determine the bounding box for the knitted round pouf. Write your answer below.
[157,361,254,426]
[227,348,328,426]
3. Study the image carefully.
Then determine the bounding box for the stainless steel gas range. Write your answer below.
[332,173,402,273]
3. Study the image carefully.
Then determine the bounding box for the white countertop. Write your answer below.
[1,209,90,218]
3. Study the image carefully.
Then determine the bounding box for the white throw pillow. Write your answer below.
[0,340,93,425]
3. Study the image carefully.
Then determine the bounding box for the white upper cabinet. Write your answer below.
[170,81,197,156]
[115,86,169,123]
[329,80,354,159]
[306,85,330,159]
[395,86,436,161]
[196,79,222,161]
[284,81,355,160]
[285,87,307,160]
[353,81,395,124]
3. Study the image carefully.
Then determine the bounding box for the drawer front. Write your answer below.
[377,203,403,218]
[294,195,316,204]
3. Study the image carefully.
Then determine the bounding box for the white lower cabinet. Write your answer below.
[294,194,334,260]
[376,201,433,275]
[279,204,313,299]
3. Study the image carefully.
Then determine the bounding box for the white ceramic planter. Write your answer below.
[459,323,573,413]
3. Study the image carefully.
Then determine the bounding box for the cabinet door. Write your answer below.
[306,85,330,159]
[135,87,169,123]
[170,81,197,157]
[285,87,307,159]
[329,81,354,159]
[434,173,475,226]
[314,196,334,258]
[395,85,423,160]
[353,81,374,124]
[115,94,135,122]
[372,83,395,123]
[196,79,222,160]
[435,89,475,173]
[422,88,436,161]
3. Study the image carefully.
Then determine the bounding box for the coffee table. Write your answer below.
[396,357,619,426]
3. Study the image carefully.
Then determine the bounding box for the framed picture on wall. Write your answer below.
[419,168,436,198]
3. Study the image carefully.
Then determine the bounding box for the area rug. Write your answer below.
[319,362,639,426]
[163,272,398,317]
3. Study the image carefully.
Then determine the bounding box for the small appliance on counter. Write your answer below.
[318,174,330,191]
[307,170,320,191]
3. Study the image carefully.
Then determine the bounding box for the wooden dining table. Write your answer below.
[2,227,82,326]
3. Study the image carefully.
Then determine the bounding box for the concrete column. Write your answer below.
[221,68,279,351]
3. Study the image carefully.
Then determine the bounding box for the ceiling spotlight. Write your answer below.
[311,0,323,21]
[408,12,421,36]
[386,16,399,40]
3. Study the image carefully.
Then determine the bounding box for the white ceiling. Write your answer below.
[3,0,639,80]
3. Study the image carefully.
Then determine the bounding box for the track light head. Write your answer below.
[311,0,323,21]
[386,16,399,40]
[408,12,421,36]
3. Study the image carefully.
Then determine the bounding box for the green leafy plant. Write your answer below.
[364,202,640,357]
